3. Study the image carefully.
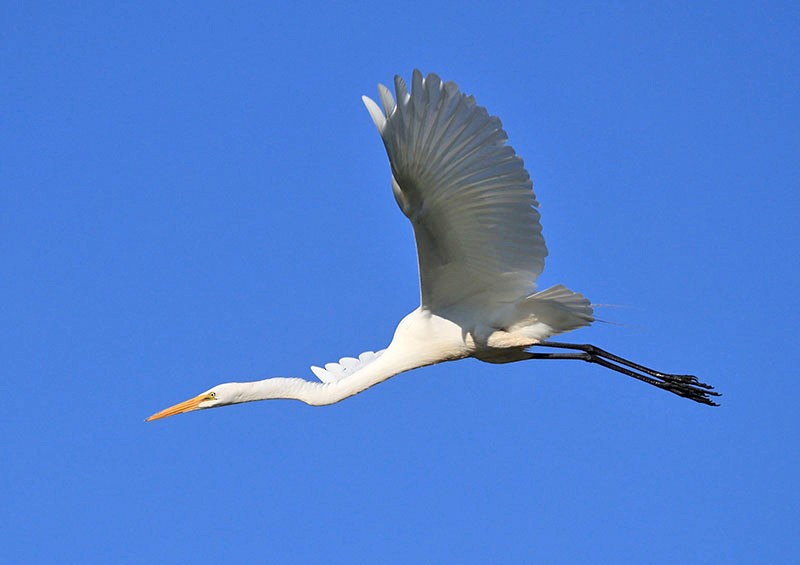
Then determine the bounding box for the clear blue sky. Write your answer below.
[3,2,798,562]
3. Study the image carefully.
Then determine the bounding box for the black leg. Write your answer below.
[530,342,720,406]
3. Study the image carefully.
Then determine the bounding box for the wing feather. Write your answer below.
[364,70,547,311]
[310,350,387,383]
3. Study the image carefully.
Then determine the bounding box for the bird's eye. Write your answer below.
[209,392,216,399]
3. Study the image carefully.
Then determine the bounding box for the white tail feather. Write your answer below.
[522,284,594,332]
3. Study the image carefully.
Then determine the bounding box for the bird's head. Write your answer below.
[145,382,241,422]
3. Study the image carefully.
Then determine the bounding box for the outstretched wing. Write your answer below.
[363,70,547,313]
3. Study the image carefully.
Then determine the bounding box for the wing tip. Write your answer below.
[362,95,387,133]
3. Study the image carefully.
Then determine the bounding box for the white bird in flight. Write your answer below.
[147,70,718,422]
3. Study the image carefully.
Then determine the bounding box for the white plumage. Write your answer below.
[146,70,718,422]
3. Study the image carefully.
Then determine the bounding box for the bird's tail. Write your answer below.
[516,284,594,336]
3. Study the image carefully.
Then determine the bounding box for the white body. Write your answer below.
[146,70,594,420]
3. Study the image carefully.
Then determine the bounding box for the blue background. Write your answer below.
[3,2,798,562]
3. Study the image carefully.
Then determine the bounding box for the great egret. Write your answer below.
[146,70,719,422]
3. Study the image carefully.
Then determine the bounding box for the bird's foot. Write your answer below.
[657,373,720,406]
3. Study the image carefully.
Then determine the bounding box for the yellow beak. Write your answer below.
[146,393,213,422]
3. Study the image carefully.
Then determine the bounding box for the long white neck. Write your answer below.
[223,309,468,407]
[228,342,426,406]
